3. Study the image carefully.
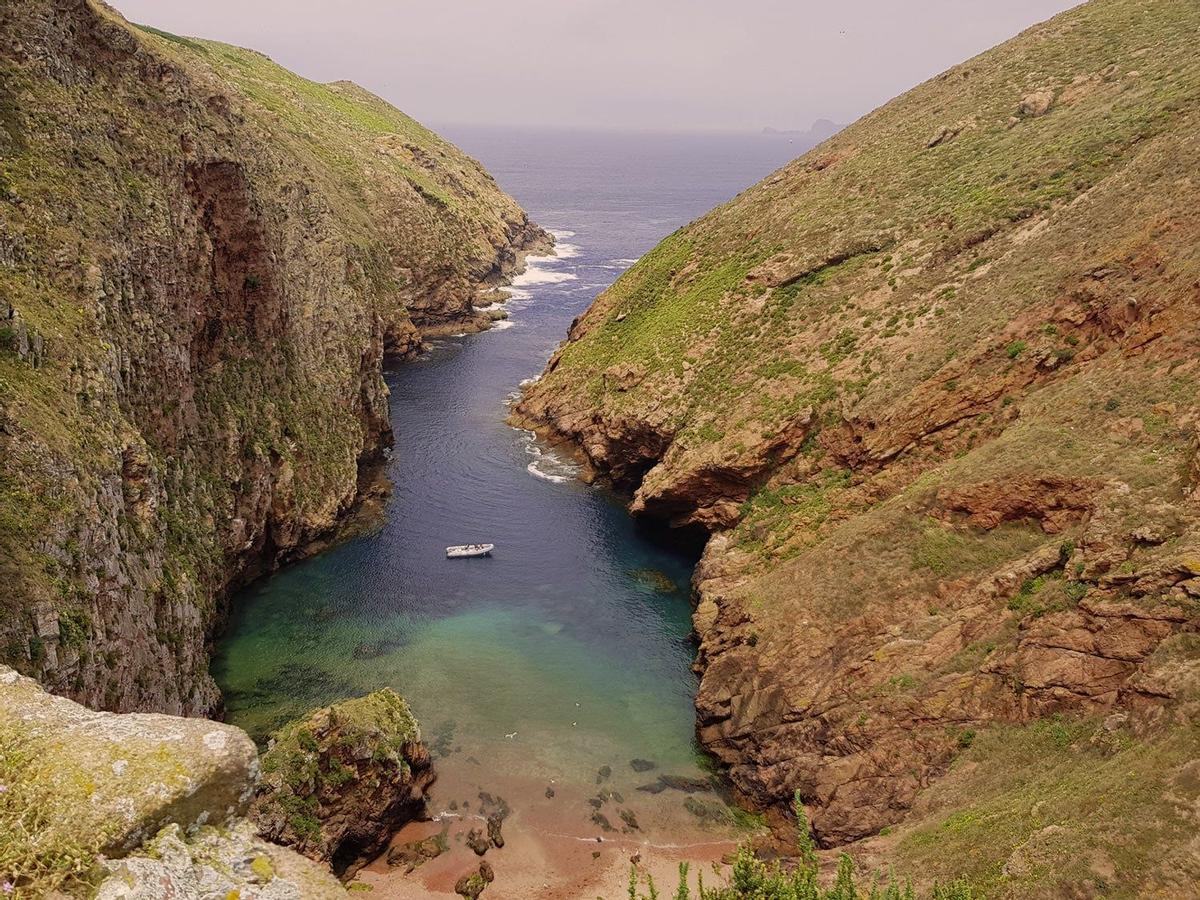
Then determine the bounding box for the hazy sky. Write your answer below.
[109,0,1080,133]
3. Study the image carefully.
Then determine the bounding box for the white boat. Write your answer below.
[446,543,494,559]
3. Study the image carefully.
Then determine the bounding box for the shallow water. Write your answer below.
[213,128,803,881]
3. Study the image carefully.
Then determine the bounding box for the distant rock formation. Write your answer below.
[761,118,843,143]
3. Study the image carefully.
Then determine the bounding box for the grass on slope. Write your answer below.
[540,0,1200,444]
[882,714,1200,898]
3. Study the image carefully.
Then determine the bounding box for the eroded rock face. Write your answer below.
[0,0,548,715]
[250,689,434,877]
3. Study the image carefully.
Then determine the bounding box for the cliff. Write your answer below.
[515,0,1200,893]
[0,0,549,715]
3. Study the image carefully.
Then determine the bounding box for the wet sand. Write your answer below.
[353,753,741,899]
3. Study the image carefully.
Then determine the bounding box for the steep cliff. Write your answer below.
[515,0,1200,893]
[0,0,548,715]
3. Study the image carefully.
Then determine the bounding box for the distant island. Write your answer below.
[761,118,842,141]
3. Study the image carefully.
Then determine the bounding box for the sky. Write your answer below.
[108,0,1081,134]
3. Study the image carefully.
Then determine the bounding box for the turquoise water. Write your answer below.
[213,128,802,808]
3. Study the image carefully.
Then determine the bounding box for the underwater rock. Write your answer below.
[386,831,448,872]
[628,568,679,593]
[466,828,490,856]
[630,758,657,773]
[486,812,505,849]
[657,774,714,794]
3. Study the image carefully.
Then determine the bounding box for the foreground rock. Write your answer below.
[0,665,347,898]
[0,666,257,856]
[96,823,347,900]
[250,689,434,876]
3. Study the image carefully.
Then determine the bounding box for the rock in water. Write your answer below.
[486,812,505,849]
[466,828,490,856]
[251,689,433,876]
[455,861,495,899]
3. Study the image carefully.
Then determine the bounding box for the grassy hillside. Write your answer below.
[516,0,1200,894]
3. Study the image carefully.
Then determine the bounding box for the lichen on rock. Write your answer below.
[0,663,355,898]
[0,665,257,858]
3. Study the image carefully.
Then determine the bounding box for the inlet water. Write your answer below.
[212,128,804,890]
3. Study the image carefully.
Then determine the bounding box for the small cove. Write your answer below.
[212,128,802,894]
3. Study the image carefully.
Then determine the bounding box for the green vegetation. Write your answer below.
[890,717,1199,897]
[0,723,99,898]
[515,3,1200,896]
[629,796,975,900]
[1,0,537,699]
[255,689,420,845]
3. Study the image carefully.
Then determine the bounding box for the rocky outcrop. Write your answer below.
[0,665,257,856]
[250,689,434,877]
[95,823,349,900]
[0,0,548,715]
[515,0,1200,890]
[0,664,348,898]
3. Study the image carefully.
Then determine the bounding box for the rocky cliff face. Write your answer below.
[0,0,548,716]
[515,0,1200,893]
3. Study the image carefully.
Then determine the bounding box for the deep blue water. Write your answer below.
[213,128,802,795]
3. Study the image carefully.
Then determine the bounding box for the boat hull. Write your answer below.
[446,544,494,559]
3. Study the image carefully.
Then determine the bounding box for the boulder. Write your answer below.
[250,688,434,876]
[0,665,257,856]
[94,822,347,899]
[1019,88,1056,117]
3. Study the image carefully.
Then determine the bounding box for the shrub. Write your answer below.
[628,793,976,900]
